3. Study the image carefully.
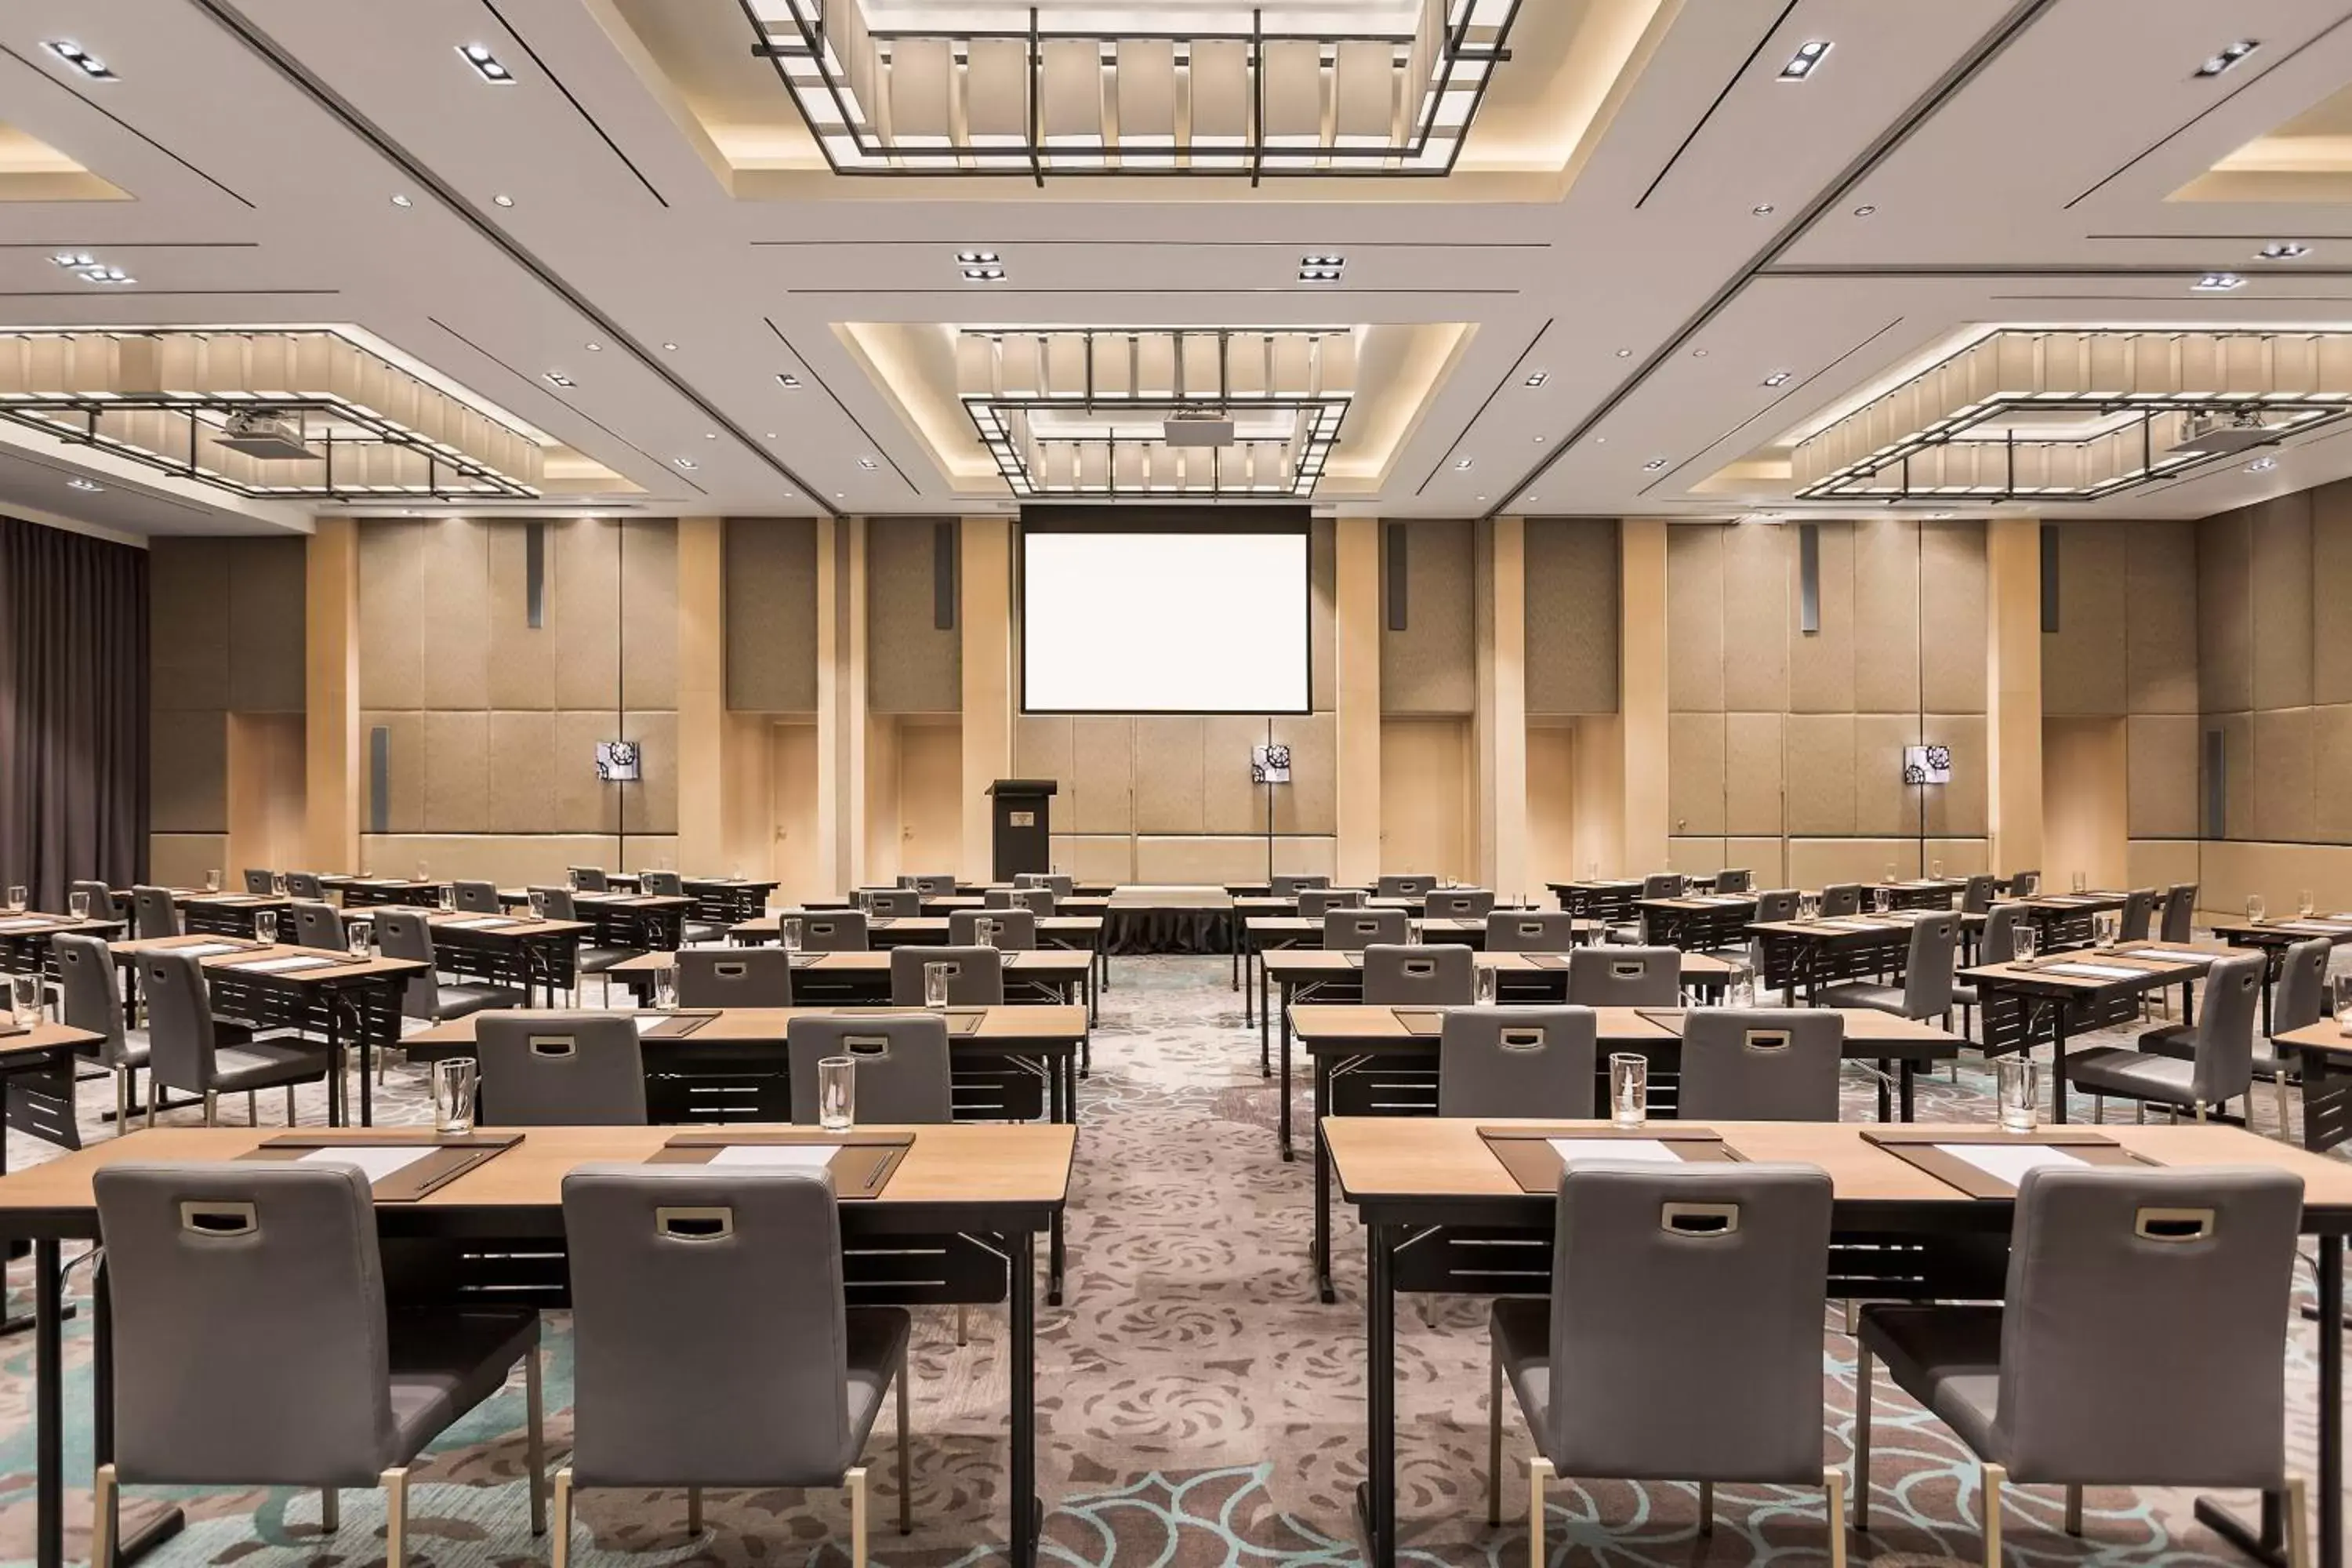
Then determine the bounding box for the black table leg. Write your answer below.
[2049,1004,2071,1123]
[1876,1058,1893,1123]
[1899,1058,1916,1122]
[1259,959,1272,1078]
[1352,1220,1397,1568]
[1008,1227,1040,1568]
[1314,1058,1336,1304]
[1279,984,1295,1160]
[34,1238,60,1568]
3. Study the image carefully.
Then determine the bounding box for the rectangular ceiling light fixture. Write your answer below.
[1779,41,1832,81]
[1299,255,1346,283]
[459,43,515,83]
[51,252,132,285]
[43,41,114,80]
[2195,39,2259,78]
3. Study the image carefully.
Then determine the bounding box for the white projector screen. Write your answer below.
[1022,526,1310,713]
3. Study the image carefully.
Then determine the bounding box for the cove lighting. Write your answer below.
[458,44,514,84]
[44,41,114,80]
[1779,41,1831,82]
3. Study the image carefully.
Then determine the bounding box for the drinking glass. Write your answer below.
[652,960,679,1011]
[924,961,952,1011]
[2012,925,2039,963]
[780,916,803,953]
[430,1058,478,1136]
[528,889,547,920]
[566,868,581,892]
[2071,870,2087,895]
[2022,872,2041,897]
[1727,967,1757,1010]
[271,872,288,897]
[1883,863,1896,885]
[1873,888,1893,915]
[255,911,278,946]
[2249,894,2268,924]
[437,884,456,913]
[1798,893,1821,923]
[1610,1053,1649,1130]
[975,916,1000,950]
[205,869,222,894]
[2336,972,2352,1036]
[1996,1057,2039,1134]
[2092,911,2119,950]
[9,973,42,1027]
[413,861,429,882]
[818,1056,855,1131]
[3,884,24,913]
[346,917,373,959]
[1586,862,1599,881]
[2300,889,2318,919]
[1474,966,1497,1007]
[67,891,90,920]
[1931,858,1945,880]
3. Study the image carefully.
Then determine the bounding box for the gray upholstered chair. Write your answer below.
[2118,888,2158,942]
[283,871,324,900]
[568,866,610,892]
[2161,883,2198,943]
[1323,908,1407,952]
[376,909,524,1023]
[452,880,502,916]
[1747,890,1803,997]
[888,946,1004,1007]
[1567,946,1679,1007]
[2064,951,2263,1123]
[1436,1007,1595,1118]
[1298,888,1366,920]
[1960,874,1998,915]
[985,887,1054,916]
[950,908,1037,949]
[241,869,275,895]
[1359,944,1475,1006]
[70,878,119,923]
[1818,913,1960,1024]
[861,888,922,919]
[788,1015,954,1124]
[1817,884,1864,918]
[475,1013,648,1125]
[796,910,871,953]
[132,884,180,940]
[1855,1167,2307,1568]
[554,1164,910,1568]
[677,946,793,1009]
[535,887,639,997]
[287,899,343,952]
[1714,869,1752,894]
[1376,874,1436,899]
[1484,911,1579,953]
[1677,1010,1845,1121]
[2142,939,2324,1138]
[639,869,685,897]
[1271,873,1330,898]
[1642,873,1686,899]
[1014,872,1073,898]
[2007,869,2041,898]
[53,932,149,1126]
[139,950,330,1127]
[1489,1163,1841,1559]
[899,873,957,896]
[1425,888,1496,920]
[92,1162,546,1568]
[1951,904,2023,1041]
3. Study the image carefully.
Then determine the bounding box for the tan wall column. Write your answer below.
[1619,518,1669,871]
[960,516,1015,884]
[675,517,724,871]
[815,517,867,896]
[1987,517,2045,877]
[1475,517,1529,897]
[1335,515,1382,884]
[303,517,359,871]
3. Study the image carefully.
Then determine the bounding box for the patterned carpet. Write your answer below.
[0,955,2335,1568]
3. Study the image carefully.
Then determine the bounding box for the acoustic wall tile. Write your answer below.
[1664,524,1724,712]
[1524,519,1620,715]
[1069,716,1134,833]
[1788,837,1919,889]
[1723,836,1786,891]
[149,710,225,833]
[551,519,622,711]
[2249,494,2314,712]
[620,708,678,834]
[416,519,492,711]
[2125,521,2198,714]
[420,710,489,830]
[2218,710,2255,841]
[2041,522,2127,717]
[1667,712,1724,837]
[1014,715,1075,793]
[619,521,678,712]
[1722,712,1784,837]
[2315,704,2352,842]
[1853,713,1918,835]
[2314,486,2352,707]
[1132,716,1206,833]
[1136,835,1269,884]
[360,710,423,835]
[150,539,231,713]
[1788,522,1855,713]
[1782,713,1856,834]
[487,525,557,711]
[1720,522,1789,713]
[149,833,227,891]
[1921,520,1987,713]
[2198,508,2253,715]
[1272,710,1337,834]
[486,710,557,833]
[1852,521,1922,714]
[1202,715,1269,833]
[1310,517,1338,713]
[357,521,423,711]
[2252,706,2314,844]
[1665,837,1724,878]
[1922,713,1987,837]
[1381,519,1476,714]
[227,538,306,713]
[554,710,622,834]
[726,519,821,713]
[867,517,960,713]
[1054,833,1133,884]
[2127,713,2200,839]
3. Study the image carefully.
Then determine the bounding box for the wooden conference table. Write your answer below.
[1958,941,2228,1122]
[0,1121,1075,1568]
[731,913,1109,1018]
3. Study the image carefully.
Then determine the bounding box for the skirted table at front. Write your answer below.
[1102,885,1237,955]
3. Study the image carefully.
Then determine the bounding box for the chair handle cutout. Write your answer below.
[1661,1202,1740,1237]
[2136,1207,2216,1242]
[528,1035,578,1058]
[657,1206,734,1241]
[180,1200,256,1237]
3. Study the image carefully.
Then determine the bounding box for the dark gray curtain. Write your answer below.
[0,517,147,910]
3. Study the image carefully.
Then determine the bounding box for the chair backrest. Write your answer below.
[796,910,870,952]
[139,950,219,1094]
[569,866,610,892]
[1014,873,1073,898]
[1714,868,1751,893]
[1359,943,1475,1006]
[1817,883,1863,917]
[283,871,324,900]
[1545,1163,1832,1482]
[95,1161,397,1486]
[1271,873,1330,898]
[1322,907,1407,952]
[1567,946,1679,1007]
[1641,873,1686,899]
[533,885,578,921]
[1995,1165,2301,1488]
[1436,1007,1595,1118]
[2118,887,2157,942]
[49,932,128,1063]
[2183,952,2265,1105]
[1298,887,1365,919]
[2162,883,2198,943]
[677,946,794,1008]
[452,879,501,915]
[1961,873,1998,914]
[638,869,685,897]
[1374,874,1434,898]
[475,1013,648,1125]
[1677,1009,1845,1120]
[71,879,118,920]
[2009,869,2041,897]
[1484,910,1579,953]
[1979,902,2024,966]
[561,1163,858,1488]
[950,908,1037,949]
[132,884,179,940]
[1751,888,1801,924]
[1424,888,1494,920]
[901,873,957,896]
[984,887,1054,915]
[888,945,1005,1006]
[1900,913,1962,1017]
[290,899,343,953]
[862,887,922,919]
[241,869,275,895]
[373,909,441,1020]
[2272,937,2332,1036]
[786,1014,954,1123]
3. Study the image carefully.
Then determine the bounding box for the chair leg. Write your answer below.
[246,1088,257,1126]
[113,1067,129,1130]
[1697,1479,1713,1534]
[1853,1345,1874,1530]
[284,1083,297,1126]
[2063,1483,2082,1535]
[321,1489,338,1531]
[202,1089,217,1127]
[1528,1457,1553,1568]
[2089,1094,2102,1124]
[1980,1461,2004,1568]
[93,1463,117,1568]
[686,1486,702,1535]
[525,1346,548,1534]
[2287,1473,2311,1568]
[895,1359,912,1536]
[2193,1101,2208,1123]
[382,1466,408,1568]
[848,1465,869,1568]
[1824,1470,1847,1568]
[956,1305,968,1346]
[2277,1074,2294,1142]
[552,1468,574,1568]
[1486,1339,1504,1527]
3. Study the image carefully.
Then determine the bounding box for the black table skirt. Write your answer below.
[1105,909,1234,955]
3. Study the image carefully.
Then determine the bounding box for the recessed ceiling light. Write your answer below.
[2246,456,2278,473]
[66,477,103,493]
[1614,347,1633,358]
[390,194,413,209]
[955,250,1000,265]
[1526,495,1538,503]
[1853,205,1877,216]
[835,492,846,499]
[51,253,132,285]
[765,432,779,440]
[674,457,698,469]
[2258,241,2310,260]
[1778,40,1831,81]
[543,371,575,388]
[492,194,515,208]
[1475,494,1487,503]
[777,373,802,388]
[457,43,514,83]
[585,342,602,351]
[662,343,678,351]
[962,265,1006,281]
[1762,370,1793,387]
[2194,272,2245,292]
[858,457,878,470]
[2195,39,2259,78]
[1691,348,1709,358]
[1642,457,1668,470]
[1524,370,1548,387]
[44,41,114,81]
[1751,203,1776,216]
[1454,457,1474,470]
[1532,435,1545,444]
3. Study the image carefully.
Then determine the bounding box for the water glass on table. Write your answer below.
[1610,1053,1649,1130]
[3,884,24,914]
[780,916,803,953]
[431,1058,478,1135]
[9,973,41,1028]
[1873,887,1893,915]
[1473,966,1497,1007]
[2299,889,2318,920]
[2011,925,2040,964]
[924,961,953,1011]
[205,869,222,894]
[528,889,548,920]
[818,1055,856,1131]
[67,891,90,920]
[2092,912,2119,950]
[652,960,679,1011]
[1996,1056,2039,1133]
[437,884,457,914]
[2248,894,2267,924]
[2336,973,2352,1036]
[254,911,278,946]
[346,917,373,959]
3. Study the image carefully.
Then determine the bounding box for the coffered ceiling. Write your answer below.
[8,0,2352,536]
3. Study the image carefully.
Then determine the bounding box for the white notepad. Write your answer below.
[2125,949,2185,961]
[0,918,52,932]
[233,955,336,974]
[2040,962,2147,981]
[297,1145,436,1182]
[442,916,517,930]
[1548,1138,1682,1166]
[630,1014,666,1036]
[1935,1144,2086,1187]
[170,942,243,960]
[708,1145,838,1169]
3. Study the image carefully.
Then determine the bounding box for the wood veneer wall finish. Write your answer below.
[1523,518,1620,715]
[1664,518,1989,887]
[724,517,818,713]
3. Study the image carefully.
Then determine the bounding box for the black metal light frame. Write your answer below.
[967,393,1348,498]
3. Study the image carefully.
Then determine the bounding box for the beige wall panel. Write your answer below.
[1381,520,1476,715]
[2125,521,2198,714]
[1722,712,1784,838]
[1782,713,1856,834]
[1135,836,1272,884]
[1788,523,1856,713]
[1526,722,1577,887]
[2126,713,2200,840]
[1570,712,1625,877]
[2042,523,2127,717]
[895,720,964,872]
[1720,523,1789,713]
[2252,706,2316,843]
[2317,705,2352,842]
[2318,487,2352,706]
[358,833,623,891]
[1788,838,1923,888]
[2042,716,2129,891]
[1523,520,1620,715]
[224,712,305,877]
[1664,524,1723,712]
[486,527,558,711]
[1852,521,1922,714]
[1923,713,1987,837]
[1666,712,1724,837]
[1378,716,1468,878]
[619,521,678,712]
[2126,837,2200,897]
[2197,840,2352,924]
[864,713,902,886]
[1853,713,1918,835]
[553,710,622,836]
[1921,838,1990,877]
[1723,836,1787,890]
[1272,711,1337,834]
[620,835,680,873]
[726,520,821,713]
[2198,509,2253,715]
[228,537,307,713]
[550,520,622,712]
[150,833,227,890]
[769,721,824,905]
[360,710,423,835]
[2219,710,2255,842]
[1013,715,1074,794]
[1050,833,1133,884]
[486,710,557,834]
[150,710,226,833]
[867,518,960,714]
[1920,521,1987,713]
[419,710,489,830]
[151,539,232,713]
[1201,715,1268,833]
[1310,518,1338,713]
[2250,495,2315,712]
[620,708,678,835]
[1069,716,1134,833]
[415,520,492,711]
[357,523,423,711]
[1665,837,1724,877]
[1131,716,1206,833]
[1270,837,1338,881]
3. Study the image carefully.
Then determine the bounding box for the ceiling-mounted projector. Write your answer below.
[213,408,321,460]
[1163,412,1236,448]
[2166,408,2277,459]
